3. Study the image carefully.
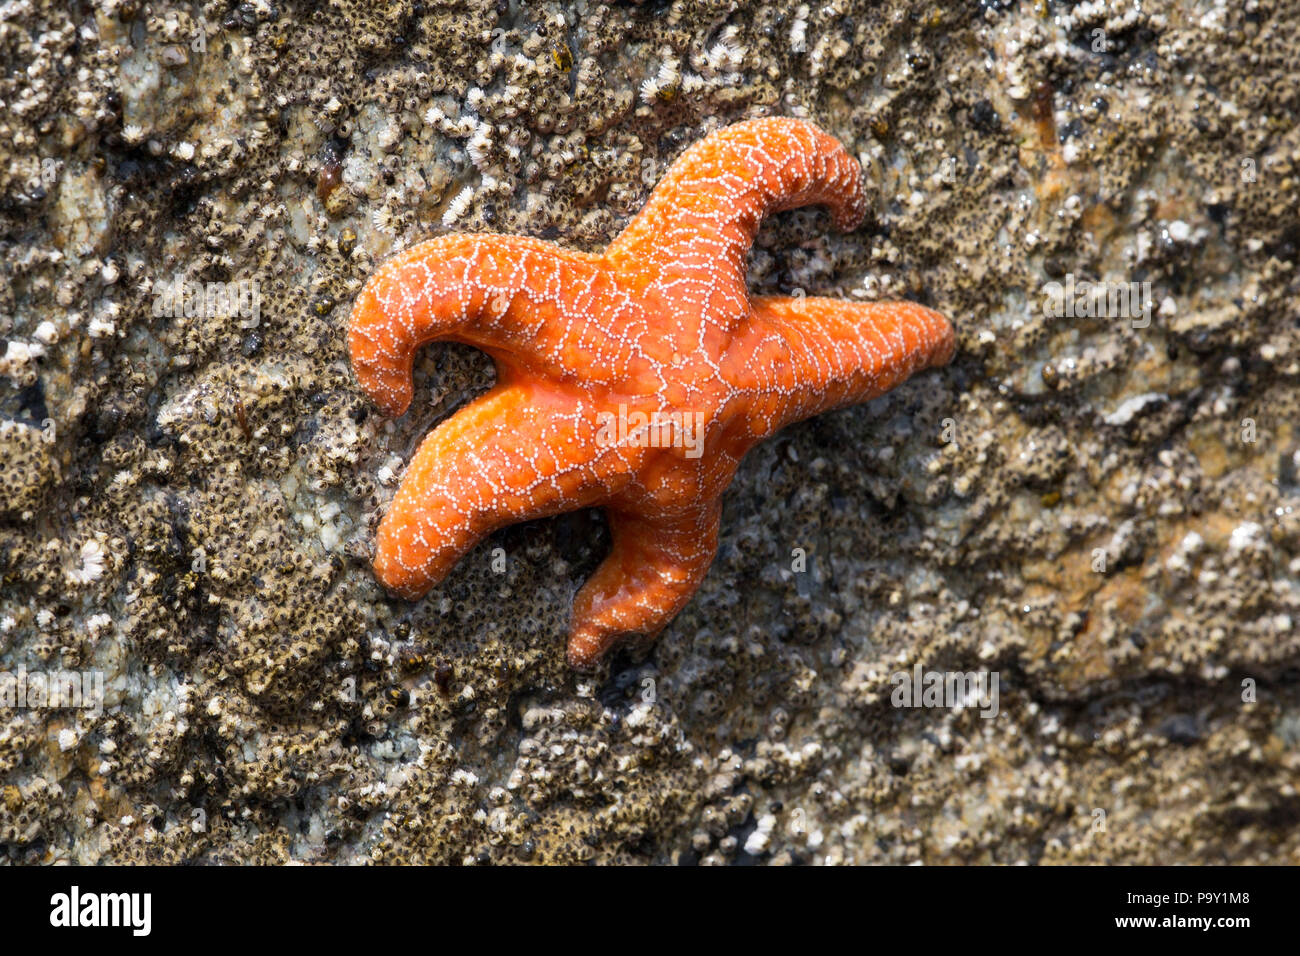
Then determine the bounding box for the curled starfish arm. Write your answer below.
[606,118,867,285]
[349,234,611,417]
[373,384,610,599]
[731,295,955,435]
[566,503,721,669]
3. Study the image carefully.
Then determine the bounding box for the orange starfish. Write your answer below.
[349,117,954,669]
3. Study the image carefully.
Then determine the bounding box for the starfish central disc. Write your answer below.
[348,117,955,669]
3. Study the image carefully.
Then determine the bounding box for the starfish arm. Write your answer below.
[605,118,867,296]
[348,234,615,417]
[729,295,955,437]
[373,384,615,599]
[566,503,722,669]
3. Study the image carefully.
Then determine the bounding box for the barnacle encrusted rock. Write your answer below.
[2,0,1300,865]
[0,421,58,518]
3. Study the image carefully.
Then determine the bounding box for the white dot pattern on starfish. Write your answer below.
[348,117,954,668]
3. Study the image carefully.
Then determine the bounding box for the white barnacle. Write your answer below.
[790,4,810,53]
[466,121,493,170]
[655,55,681,88]
[442,185,475,227]
[370,205,396,234]
[67,538,107,586]
[704,25,747,74]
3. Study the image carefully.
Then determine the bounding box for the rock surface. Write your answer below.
[1,0,1299,863]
